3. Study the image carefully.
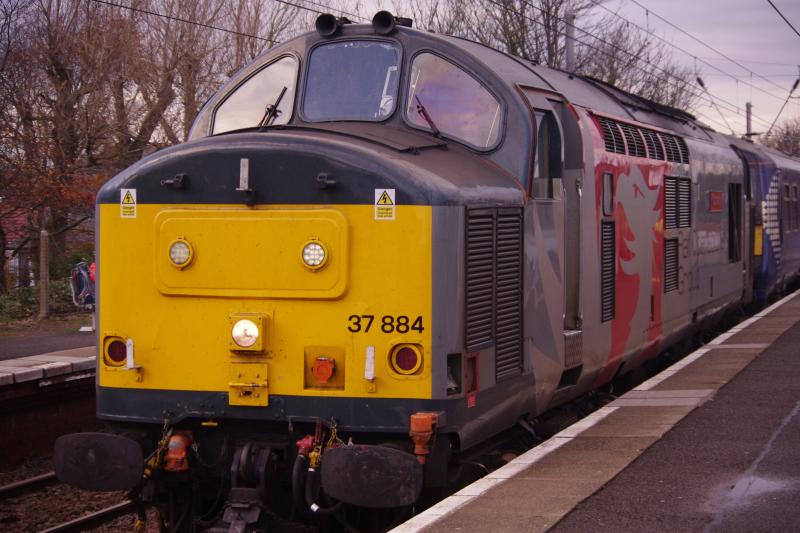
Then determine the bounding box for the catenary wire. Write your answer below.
[625,0,794,97]
[291,0,367,22]
[588,0,788,105]
[766,0,800,39]
[88,0,277,43]
[517,0,764,126]
[494,0,758,131]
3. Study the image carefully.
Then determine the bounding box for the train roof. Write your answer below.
[431,31,712,141]
[192,17,800,174]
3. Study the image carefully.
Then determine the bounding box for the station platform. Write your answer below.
[394,290,800,532]
[0,346,95,387]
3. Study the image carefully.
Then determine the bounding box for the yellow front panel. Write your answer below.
[98,203,433,399]
[155,209,347,298]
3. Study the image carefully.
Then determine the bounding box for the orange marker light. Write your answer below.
[312,357,336,383]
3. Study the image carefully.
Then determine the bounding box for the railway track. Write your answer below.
[0,471,137,532]
[0,471,59,500]
[39,500,137,533]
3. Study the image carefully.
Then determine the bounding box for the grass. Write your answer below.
[0,312,92,338]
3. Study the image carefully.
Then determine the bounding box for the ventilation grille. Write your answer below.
[495,210,523,381]
[595,116,689,163]
[665,178,678,230]
[661,134,682,163]
[564,330,583,368]
[620,123,647,158]
[675,136,690,163]
[601,221,616,322]
[665,176,692,230]
[664,238,679,293]
[598,117,625,154]
[465,208,523,382]
[678,178,692,227]
[642,129,664,160]
[465,211,495,351]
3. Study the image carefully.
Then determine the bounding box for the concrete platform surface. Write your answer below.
[394,290,800,533]
[0,346,95,385]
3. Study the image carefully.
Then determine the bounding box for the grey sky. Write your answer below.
[606,0,800,136]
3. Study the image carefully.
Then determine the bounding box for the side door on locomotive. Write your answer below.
[518,87,587,410]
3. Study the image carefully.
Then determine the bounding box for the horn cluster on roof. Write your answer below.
[315,11,412,37]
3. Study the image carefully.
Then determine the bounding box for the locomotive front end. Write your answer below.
[55,15,530,531]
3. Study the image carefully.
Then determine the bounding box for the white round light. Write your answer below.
[169,240,192,266]
[232,319,259,348]
[302,242,326,268]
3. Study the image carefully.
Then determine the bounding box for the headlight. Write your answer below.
[168,238,193,268]
[301,241,327,269]
[231,319,259,348]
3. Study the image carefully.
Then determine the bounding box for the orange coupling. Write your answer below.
[409,412,439,465]
[164,431,193,472]
[312,357,336,384]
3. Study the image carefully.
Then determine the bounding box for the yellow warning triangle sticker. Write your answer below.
[377,190,393,205]
[122,191,135,205]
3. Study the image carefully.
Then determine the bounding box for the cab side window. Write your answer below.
[406,53,502,150]
[531,111,562,199]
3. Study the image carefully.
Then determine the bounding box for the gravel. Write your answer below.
[0,456,160,532]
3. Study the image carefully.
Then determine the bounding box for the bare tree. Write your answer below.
[763,116,800,157]
[389,0,698,110]
[576,17,700,110]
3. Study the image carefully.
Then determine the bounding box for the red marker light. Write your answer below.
[390,345,423,375]
[395,347,418,372]
[107,340,127,363]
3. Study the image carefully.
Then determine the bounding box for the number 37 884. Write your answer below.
[347,315,425,334]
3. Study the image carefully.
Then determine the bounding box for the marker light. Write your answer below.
[169,238,193,268]
[232,319,259,348]
[390,344,423,375]
[107,339,127,364]
[301,241,327,269]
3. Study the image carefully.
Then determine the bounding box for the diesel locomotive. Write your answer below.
[55,11,800,532]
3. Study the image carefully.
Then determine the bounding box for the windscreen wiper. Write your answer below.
[414,95,441,137]
[258,86,288,130]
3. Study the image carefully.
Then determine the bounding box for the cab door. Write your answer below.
[520,88,583,408]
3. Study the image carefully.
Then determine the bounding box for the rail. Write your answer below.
[39,500,136,533]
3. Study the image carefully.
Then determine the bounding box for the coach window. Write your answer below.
[531,111,562,199]
[405,53,502,149]
[212,56,298,134]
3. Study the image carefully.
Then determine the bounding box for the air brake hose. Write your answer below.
[304,467,343,515]
[292,454,309,512]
